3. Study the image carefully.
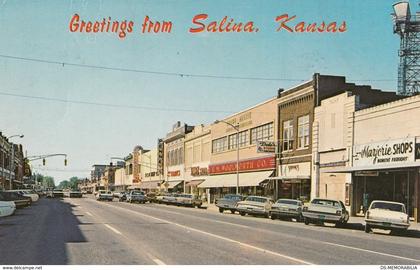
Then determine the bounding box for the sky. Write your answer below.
[0,0,417,184]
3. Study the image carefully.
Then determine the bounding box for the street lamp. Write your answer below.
[214,120,240,195]
[7,134,24,189]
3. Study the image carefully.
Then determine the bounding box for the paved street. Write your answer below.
[1,197,420,265]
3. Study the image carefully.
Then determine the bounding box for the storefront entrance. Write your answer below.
[352,170,417,218]
[277,179,310,202]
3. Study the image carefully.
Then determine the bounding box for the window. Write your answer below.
[297,115,310,149]
[212,137,228,153]
[228,130,248,149]
[282,120,294,151]
[250,122,274,144]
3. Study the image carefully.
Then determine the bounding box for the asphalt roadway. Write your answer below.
[1,197,420,265]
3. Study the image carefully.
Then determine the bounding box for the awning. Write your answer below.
[165,180,183,189]
[185,180,205,187]
[323,162,420,173]
[198,171,273,188]
[268,175,310,180]
[139,180,162,189]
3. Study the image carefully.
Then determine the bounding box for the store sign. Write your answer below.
[354,171,379,177]
[191,166,208,176]
[353,138,415,167]
[257,141,276,153]
[209,156,275,174]
[416,143,420,160]
[167,170,180,177]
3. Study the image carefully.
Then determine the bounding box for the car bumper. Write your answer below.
[302,212,342,222]
[365,219,409,230]
[216,203,237,210]
[271,209,301,217]
[237,207,268,215]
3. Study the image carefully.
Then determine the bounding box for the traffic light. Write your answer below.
[64,159,67,166]
[42,158,46,166]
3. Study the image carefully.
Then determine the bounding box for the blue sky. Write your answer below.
[0,0,416,183]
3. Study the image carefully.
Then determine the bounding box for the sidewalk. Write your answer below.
[203,203,420,231]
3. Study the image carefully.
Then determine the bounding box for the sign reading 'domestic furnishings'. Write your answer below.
[209,156,275,174]
[353,137,415,168]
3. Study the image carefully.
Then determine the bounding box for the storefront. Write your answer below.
[349,137,420,220]
[199,156,276,203]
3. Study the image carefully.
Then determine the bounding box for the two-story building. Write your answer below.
[163,122,194,192]
[199,98,278,203]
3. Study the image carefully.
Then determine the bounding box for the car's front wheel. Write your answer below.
[271,214,277,220]
[218,208,224,213]
[304,218,310,225]
[239,211,246,216]
[364,224,371,233]
[230,210,235,214]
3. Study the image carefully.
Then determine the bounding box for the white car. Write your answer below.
[236,196,274,218]
[7,190,39,202]
[365,200,410,234]
[0,201,16,217]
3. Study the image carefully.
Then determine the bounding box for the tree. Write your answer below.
[69,176,80,190]
[57,180,70,189]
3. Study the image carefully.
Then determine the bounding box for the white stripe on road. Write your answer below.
[94,200,311,265]
[85,211,93,217]
[323,242,420,263]
[104,224,122,235]
[152,258,165,265]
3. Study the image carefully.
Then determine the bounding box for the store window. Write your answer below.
[229,130,248,149]
[297,115,310,149]
[250,122,273,144]
[212,137,228,153]
[282,120,294,151]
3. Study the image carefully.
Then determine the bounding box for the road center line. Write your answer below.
[85,211,93,217]
[104,224,123,235]
[322,242,420,263]
[94,200,311,265]
[152,258,165,265]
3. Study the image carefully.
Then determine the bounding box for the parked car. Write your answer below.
[69,190,83,198]
[176,194,203,208]
[146,192,157,203]
[0,191,31,208]
[155,193,169,204]
[126,191,148,204]
[7,190,39,202]
[96,190,114,201]
[114,192,127,202]
[161,193,178,205]
[237,196,274,218]
[0,200,16,217]
[302,198,349,227]
[271,199,303,221]
[216,194,245,214]
[365,200,410,234]
[52,189,65,198]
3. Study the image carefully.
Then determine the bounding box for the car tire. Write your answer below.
[264,213,270,219]
[271,214,277,220]
[304,218,310,225]
[230,210,235,214]
[239,211,246,216]
[218,208,224,213]
[364,224,371,233]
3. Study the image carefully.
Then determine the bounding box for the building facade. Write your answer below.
[139,147,164,192]
[277,74,400,202]
[199,98,278,203]
[184,124,211,197]
[163,122,194,192]
[0,132,27,190]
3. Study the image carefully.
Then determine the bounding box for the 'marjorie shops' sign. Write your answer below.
[353,137,415,168]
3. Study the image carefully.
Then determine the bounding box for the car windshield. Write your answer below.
[132,192,144,195]
[371,202,405,212]
[312,199,340,207]
[277,199,299,205]
[246,197,267,203]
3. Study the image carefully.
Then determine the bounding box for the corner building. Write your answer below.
[198,98,278,203]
